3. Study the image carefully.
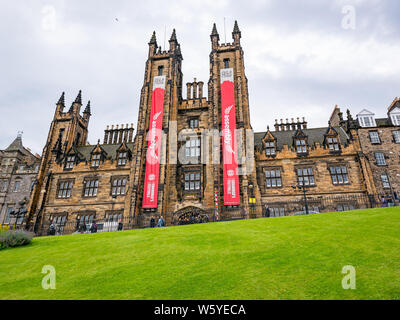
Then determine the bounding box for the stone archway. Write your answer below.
[173,206,209,225]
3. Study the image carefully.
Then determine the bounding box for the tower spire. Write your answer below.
[233,20,241,34]
[210,23,220,49]
[211,23,219,39]
[57,92,65,106]
[232,20,241,45]
[149,31,157,45]
[84,100,91,116]
[74,90,82,105]
[169,28,177,42]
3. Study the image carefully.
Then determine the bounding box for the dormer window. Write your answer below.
[389,106,400,126]
[117,152,128,166]
[265,141,276,156]
[357,109,376,128]
[91,154,101,168]
[65,156,75,169]
[296,139,307,154]
[327,137,340,152]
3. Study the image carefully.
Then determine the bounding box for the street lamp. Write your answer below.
[292,184,309,215]
[248,182,256,218]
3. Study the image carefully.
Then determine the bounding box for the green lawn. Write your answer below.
[1,207,400,300]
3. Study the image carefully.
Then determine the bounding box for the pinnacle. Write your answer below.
[211,23,219,36]
[57,92,65,106]
[74,90,82,104]
[169,28,177,42]
[233,20,240,34]
[149,31,157,44]
[84,100,91,115]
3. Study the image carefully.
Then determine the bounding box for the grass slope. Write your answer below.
[1,207,400,300]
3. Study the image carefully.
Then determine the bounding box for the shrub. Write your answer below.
[0,229,33,250]
[0,225,9,232]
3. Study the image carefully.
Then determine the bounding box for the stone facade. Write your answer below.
[25,22,397,234]
[0,134,40,226]
[351,98,400,201]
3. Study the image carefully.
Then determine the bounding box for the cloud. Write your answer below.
[0,0,399,154]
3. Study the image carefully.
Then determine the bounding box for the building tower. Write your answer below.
[26,91,91,230]
[129,30,183,226]
[208,21,262,218]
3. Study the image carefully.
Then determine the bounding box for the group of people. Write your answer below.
[149,216,165,228]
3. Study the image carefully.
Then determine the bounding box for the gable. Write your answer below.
[356,109,375,117]
[389,106,400,115]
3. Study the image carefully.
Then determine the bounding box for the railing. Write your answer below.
[34,193,397,237]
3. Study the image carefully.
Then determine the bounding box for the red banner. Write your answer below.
[142,76,166,209]
[220,68,240,205]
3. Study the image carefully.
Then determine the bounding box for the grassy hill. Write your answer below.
[1,207,400,300]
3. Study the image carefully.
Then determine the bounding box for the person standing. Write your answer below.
[263,204,270,218]
[118,219,123,231]
[157,216,165,228]
[90,221,98,233]
[150,216,155,228]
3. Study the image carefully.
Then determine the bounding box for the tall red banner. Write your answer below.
[142,75,166,209]
[220,68,240,205]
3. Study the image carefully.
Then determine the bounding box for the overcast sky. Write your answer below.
[1,0,399,154]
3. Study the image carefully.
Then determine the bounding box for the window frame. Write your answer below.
[111,176,128,196]
[369,131,381,144]
[57,179,74,199]
[381,174,390,189]
[117,152,128,166]
[65,155,76,170]
[184,138,201,158]
[329,165,350,185]
[393,130,400,144]
[183,170,201,193]
[83,178,99,197]
[295,139,307,155]
[296,167,315,186]
[265,141,276,157]
[327,136,340,152]
[375,152,386,166]
[13,180,21,193]
[91,153,102,168]
[264,168,282,188]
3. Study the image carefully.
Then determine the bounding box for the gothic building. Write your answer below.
[24,22,397,234]
[0,134,40,226]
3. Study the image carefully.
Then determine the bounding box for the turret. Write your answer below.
[232,20,241,46]
[83,100,91,121]
[169,28,178,53]
[148,31,157,57]
[69,90,82,115]
[210,23,220,50]
[56,92,65,114]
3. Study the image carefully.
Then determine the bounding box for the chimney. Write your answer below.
[186,83,192,99]
[192,78,198,99]
[198,81,204,99]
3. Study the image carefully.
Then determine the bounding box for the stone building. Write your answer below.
[25,22,396,234]
[349,98,400,201]
[0,134,40,226]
